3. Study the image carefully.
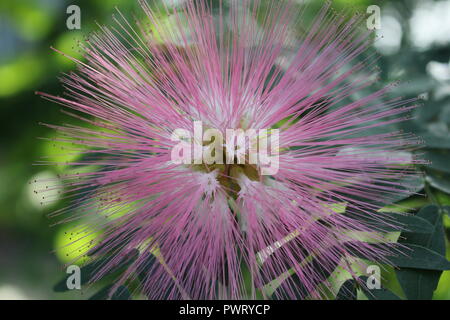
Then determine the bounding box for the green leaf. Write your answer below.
[399,206,446,256]
[390,244,450,270]
[426,173,450,194]
[342,175,424,206]
[359,277,401,300]
[268,246,342,299]
[345,211,434,233]
[344,241,450,271]
[396,205,445,299]
[137,254,157,282]
[343,241,392,261]
[401,205,446,252]
[422,133,450,149]
[341,175,424,206]
[390,175,425,203]
[335,279,357,300]
[396,269,443,300]
[387,213,434,233]
[89,285,131,300]
[392,77,436,96]
[424,151,450,174]
[111,286,131,300]
[415,97,450,123]
[89,285,113,300]
[365,288,401,300]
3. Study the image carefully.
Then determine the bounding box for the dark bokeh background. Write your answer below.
[0,0,449,299]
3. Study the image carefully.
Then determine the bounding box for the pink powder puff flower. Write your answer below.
[38,0,422,300]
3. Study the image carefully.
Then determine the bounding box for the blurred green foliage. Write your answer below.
[0,0,450,300]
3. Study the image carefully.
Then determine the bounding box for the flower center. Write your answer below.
[191,151,261,198]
